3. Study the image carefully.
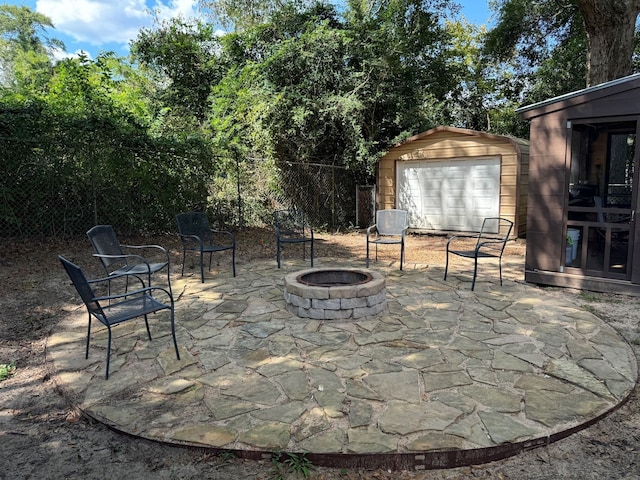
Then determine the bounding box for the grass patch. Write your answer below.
[578,291,603,302]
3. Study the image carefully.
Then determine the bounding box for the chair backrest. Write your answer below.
[375,209,408,236]
[273,209,308,235]
[59,256,103,317]
[476,217,514,252]
[176,212,212,241]
[87,225,125,269]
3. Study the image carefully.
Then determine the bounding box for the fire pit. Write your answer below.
[284,267,386,319]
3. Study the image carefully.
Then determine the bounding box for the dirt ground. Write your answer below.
[1,229,640,480]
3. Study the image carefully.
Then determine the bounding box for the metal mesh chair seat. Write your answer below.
[104,260,169,277]
[93,295,170,326]
[446,249,502,259]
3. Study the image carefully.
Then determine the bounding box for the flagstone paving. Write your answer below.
[48,257,638,470]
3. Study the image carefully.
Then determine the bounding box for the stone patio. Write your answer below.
[48,256,638,471]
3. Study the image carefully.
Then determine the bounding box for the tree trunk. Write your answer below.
[578,0,640,86]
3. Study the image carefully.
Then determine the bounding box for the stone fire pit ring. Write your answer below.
[284,267,386,320]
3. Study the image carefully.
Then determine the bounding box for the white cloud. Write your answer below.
[35,0,198,47]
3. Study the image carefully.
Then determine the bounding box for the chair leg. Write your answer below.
[166,264,172,297]
[170,307,180,360]
[199,251,205,283]
[310,240,314,267]
[499,258,503,286]
[232,248,236,277]
[400,241,404,271]
[471,256,479,291]
[180,248,186,277]
[105,327,112,380]
[85,314,92,359]
[143,314,152,340]
[366,240,370,268]
[276,241,281,268]
[200,248,204,283]
[443,251,449,280]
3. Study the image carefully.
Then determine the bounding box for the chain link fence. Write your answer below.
[1,137,368,239]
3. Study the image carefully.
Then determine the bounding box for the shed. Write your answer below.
[517,73,640,295]
[376,126,529,238]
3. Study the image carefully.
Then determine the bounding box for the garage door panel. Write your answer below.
[398,158,500,232]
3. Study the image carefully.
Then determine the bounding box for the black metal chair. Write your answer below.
[175,212,236,282]
[366,209,408,270]
[86,225,171,296]
[444,217,514,291]
[273,209,314,269]
[59,256,180,379]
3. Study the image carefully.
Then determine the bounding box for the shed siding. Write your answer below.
[377,128,528,238]
[518,73,640,294]
[525,113,568,272]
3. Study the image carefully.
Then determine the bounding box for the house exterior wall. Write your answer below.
[377,128,529,238]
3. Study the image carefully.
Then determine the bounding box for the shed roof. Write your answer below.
[392,125,529,151]
[516,72,640,119]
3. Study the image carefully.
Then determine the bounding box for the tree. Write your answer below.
[485,0,640,88]
[0,5,64,88]
[198,0,318,30]
[209,0,457,178]
[132,18,225,130]
[578,0,640,85]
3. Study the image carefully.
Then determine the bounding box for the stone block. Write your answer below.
[306,308,326,320]
[325,308,354,320]
[367,290,387,307]
[341,296,368,309]
[312,298,342,310]
[285,291,311,309]
[328,286,357,299]
[357,277,385,297]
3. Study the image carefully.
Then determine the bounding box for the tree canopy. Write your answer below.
[485,0,640,91]
[3,1,640,236]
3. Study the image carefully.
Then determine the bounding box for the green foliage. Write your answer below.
[269,452,314,479]
[578,291,601,302]
[203,1,465,225]
[217,450,236,465]
[198,0,318,31]
[3,1,563,237]
[0,361,16,381]
[483,0,640,98]
[0,46,220,237]
[0,5,64,89]
[132,18,224,127]
[209,0,458,183]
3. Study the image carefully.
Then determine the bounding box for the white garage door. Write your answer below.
[397,157,501,232]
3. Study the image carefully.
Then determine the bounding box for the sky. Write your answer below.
[3,0,494,59]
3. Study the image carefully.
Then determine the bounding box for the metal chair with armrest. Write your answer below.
[444,217,513,291]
